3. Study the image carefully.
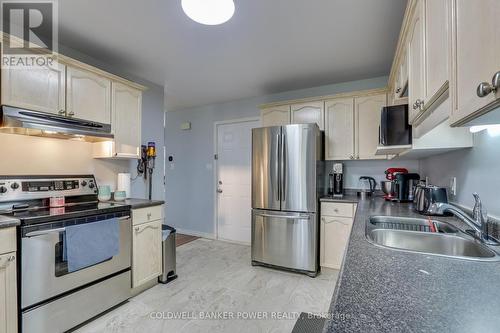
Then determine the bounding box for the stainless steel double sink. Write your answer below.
[366,216,500,261]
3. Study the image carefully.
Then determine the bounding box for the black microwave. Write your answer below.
[379,104,412,146]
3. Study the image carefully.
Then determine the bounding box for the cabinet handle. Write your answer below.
[8,255,15,262]
[0,255,15,268]
[395,87,401,94]
[68,111,75,117]
[477,82,496,98]
[349,155,354,160]
[147,213,152,219]
[135,224,159,234]
[58,110,65,115]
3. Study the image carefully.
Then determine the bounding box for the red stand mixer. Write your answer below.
[382,168,408,201]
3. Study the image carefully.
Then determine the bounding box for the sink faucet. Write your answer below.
[428,193,498,245]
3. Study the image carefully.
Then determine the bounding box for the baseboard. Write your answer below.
[174,228,216,239]
[217,238,251,246]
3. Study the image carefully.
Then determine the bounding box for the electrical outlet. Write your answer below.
[449,177,457,196]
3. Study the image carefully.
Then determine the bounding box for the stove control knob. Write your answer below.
[81,180,87,187]
[0,186,7,194]
[88,183,95,189]
[10,182,19,190]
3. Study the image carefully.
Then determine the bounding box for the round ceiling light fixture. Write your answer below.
[181,0,235,25]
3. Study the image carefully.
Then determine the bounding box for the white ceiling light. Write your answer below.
[181,0,235,25]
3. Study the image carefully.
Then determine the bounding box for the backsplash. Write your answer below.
[0,133,129,190]
[420,129,500,217]
[323,159,421,191]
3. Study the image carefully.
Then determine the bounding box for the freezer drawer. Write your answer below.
[251,209,318,273]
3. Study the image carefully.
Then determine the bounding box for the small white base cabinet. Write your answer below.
[132,206,163,288]
[320,202,356,270]
[0,227,17,333]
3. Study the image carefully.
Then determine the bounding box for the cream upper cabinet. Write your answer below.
[450,0,500,125]
[0,252,17,333]
[261,105,290,127]
[66,65,112,124]
[325,98,355,160]
[132,219,162,288]
[112,82,142,158]
[1,61,66,115]
[407,0,425,124]
[425,0,450,101]
[355,94,387,160]
[290,101,324,130]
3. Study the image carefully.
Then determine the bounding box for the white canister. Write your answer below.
[117,173,131,198]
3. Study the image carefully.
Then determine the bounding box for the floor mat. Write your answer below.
[291,312,326,333]
[176,234,199,247]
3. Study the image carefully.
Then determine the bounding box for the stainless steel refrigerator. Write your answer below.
[251,123,322,277]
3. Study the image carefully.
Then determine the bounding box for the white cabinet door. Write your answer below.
[1,61,65,115]
[355,94,387,160]
[261,106,290,127]
[425,0,450,100]
[0,252,17,333]
[112,82,142,158]
[408,0,425,123]
[325,98,355,160]
[291,101,325,130]
[320,217,352,269]
[132,220,162,288]
[450,0,500,125]
[66,65,112,124]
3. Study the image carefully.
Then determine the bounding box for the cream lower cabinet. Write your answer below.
[0,228,17,333]
[320,202,355,269]
[66,65,112,124]
[132,206,163,288]
[291,101,325,130]
[355,94,387,160]
[1,60,66,115]
[261,105,290,127]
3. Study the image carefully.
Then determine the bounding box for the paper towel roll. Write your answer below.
[117,173,131,198]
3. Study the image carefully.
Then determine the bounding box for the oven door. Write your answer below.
[21,215,131,309]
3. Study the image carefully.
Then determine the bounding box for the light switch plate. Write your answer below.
[449,177,457,196]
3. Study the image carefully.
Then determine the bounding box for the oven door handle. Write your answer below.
[25,227,66,237]
[24,216,130,237]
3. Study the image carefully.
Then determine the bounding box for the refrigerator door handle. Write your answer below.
[281,133,286,203]
[275,133,281,202]
[254,212,311,220]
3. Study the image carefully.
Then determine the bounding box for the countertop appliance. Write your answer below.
[383,168,408,201]
[0,175,131,333]
[414,184,449,215]
[332,163,344,198]
[251,124,322,277]
[395,173,421,202]
[379,104,412,146]
[0,105,113,141]
[358,176,377,198]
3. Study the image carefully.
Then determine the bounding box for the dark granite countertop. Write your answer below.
[0,215,20,229]
[108,198,165,210]
[323,196,500,333]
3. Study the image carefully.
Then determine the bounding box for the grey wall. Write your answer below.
[165,76,391,235]
[420,130,500,218]
[58,45,166,201]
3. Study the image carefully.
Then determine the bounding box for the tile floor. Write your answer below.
[75,239,339,333]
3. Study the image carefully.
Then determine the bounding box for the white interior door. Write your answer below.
[216,119,259,244]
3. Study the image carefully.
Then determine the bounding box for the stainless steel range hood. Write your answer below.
[0,105,113,142]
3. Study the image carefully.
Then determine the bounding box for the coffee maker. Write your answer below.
[395,173,420,202]
[332,163,344,198]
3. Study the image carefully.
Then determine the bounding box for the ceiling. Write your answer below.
[58,0,407,111]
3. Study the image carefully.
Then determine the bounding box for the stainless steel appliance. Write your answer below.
[0,105,113,141]
[332,163,344,198]
[251,124,322,277]
[159,224,177,284]
[379,104,412,146]
[414,184,449,215]
[0,175,131,333]
[394,173,420,202]
[383,168,408,201]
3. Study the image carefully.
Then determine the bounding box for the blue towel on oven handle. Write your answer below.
[64,218,120,273]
